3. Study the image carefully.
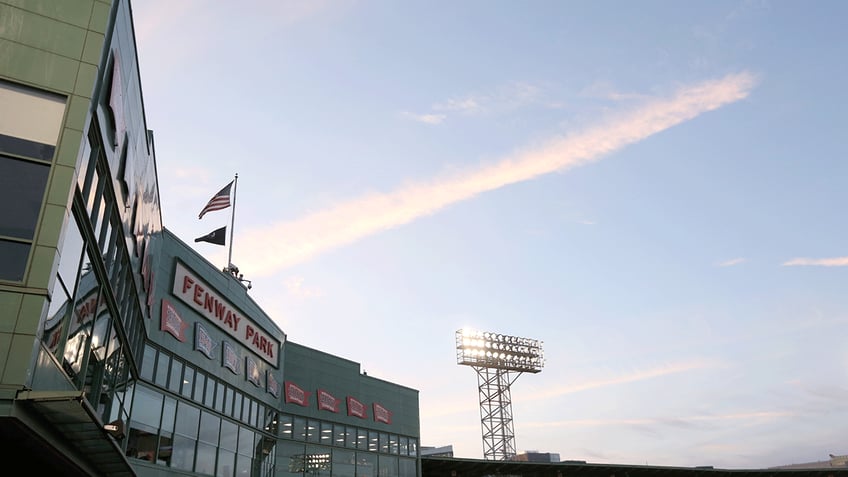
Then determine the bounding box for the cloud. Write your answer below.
[782,257,848,267]
[717,257,747,267]
[421,359,723,418]
[401,112,447,125]
[580,80,651,101]
[522,410,793,430]
[236,72,758,276]
[283,276,323,299]
[522,359,724,402]
[425,81,546,119]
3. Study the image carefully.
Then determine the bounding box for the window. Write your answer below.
[0,80,65,282]
[0,157,50,281]
[333,449,356,477]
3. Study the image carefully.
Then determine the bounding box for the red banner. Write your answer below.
[347,396,367,419]
[373,403,392,424]
[285,381,310,407]
[317,389,340,413]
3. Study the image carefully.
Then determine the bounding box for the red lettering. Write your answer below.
[193,285,205,306]
[204,293,215,313]
[215,301,225,319]
[182,275,194,294]
[245,325,255,342]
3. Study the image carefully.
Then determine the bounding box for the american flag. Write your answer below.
[198,181,233,219]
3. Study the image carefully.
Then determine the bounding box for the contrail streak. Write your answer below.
[237,72,757,276]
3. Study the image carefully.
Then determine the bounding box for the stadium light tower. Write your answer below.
[456,328,545,461]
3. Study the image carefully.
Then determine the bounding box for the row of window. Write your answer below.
[126,382,276,476]
[141,344,275,430]
[279,414,418,458]
[277,441,417,477]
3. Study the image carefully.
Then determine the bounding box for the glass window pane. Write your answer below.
[357,452,376,477]
[217,448,236,477]
[130,385,162,428]
[0,239,29,281]
[399,457,416,477]
[194,372,206,402]
[368,431,379,452]
[195,442,217,475]
[154,353,169,387]
[56,214,84,296]
[140,345,155,381]
[226,386,234,416]
[161,396,176,434]
[220,419,238,451]
[171,434,196,472]
[181,366,194,398]
[279,414,293,440]
[215,383,225,413]
[235,453,252,477]
[198,410,221,445]
[237,426,254,456]
[233,391,243,421]
[279,441,306,477]
[378,455,398,477]
[306,420,320,443]
[333,449,356,477]
[320,421,333,445]
[168,359,183,393]
[305,445,331,477]
[293,417,306,441]
[158,433,173,466]
[0,156,50,239]
[356,429,368,450]
[251,400,259,427]
[126,425,157,462]
[175,401,200,438]
[345,426,357,448]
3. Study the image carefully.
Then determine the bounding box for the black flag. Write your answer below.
[195,226,226,246]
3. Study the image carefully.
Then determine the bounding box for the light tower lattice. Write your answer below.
[456,329,545,461]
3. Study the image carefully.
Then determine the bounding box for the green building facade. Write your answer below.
[0,1,421,475]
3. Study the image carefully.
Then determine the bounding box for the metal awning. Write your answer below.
[20,390,136,477]
[421,456,848,477]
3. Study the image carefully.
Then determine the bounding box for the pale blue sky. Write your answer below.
[132,0,847,469]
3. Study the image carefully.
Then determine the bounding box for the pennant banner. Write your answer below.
[195,226,226,245]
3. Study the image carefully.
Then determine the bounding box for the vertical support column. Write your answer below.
[474,366,521,460]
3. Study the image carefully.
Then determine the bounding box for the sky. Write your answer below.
[130,0,847,470]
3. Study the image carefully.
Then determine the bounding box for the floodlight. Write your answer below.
[456,328,545,461]
[456,328,544,373]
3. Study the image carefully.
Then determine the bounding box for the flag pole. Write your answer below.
[227,173,238,273]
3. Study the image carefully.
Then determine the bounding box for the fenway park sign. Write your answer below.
[173,262,280,367]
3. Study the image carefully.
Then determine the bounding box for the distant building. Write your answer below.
[513,450,561,462]
[421,445,454,457]
[773,453,848,470]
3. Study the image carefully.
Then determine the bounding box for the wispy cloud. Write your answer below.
[523,359,723,402]
[782,257,848,267]
[283,276,323,299]
[580,80,651,101]
[523,410,793,430]
[717,257,747,267]
[400,112,447,125]
[421,359,723,418]
[237,72,758,276]
[433,82,543,115]
[404,82,550,124]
